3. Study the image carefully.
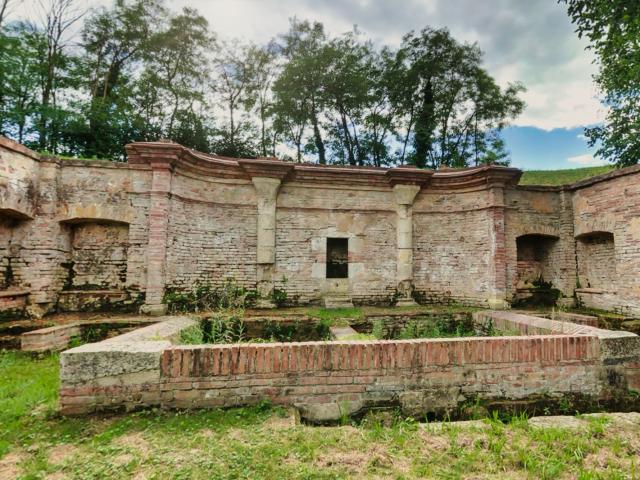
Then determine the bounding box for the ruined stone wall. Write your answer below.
[572,168,640,315]
[274,184,397,305]
[0,137,152,315]
[163,170,257,292]
[504,188,576,301]
[3,136,640,317]
[412,190,495,305]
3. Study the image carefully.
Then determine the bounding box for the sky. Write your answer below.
[11,0,608,170]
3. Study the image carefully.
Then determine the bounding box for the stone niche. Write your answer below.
[576,231,616,291]
[0,212,29,318]
[58,221,133,312]
[514,233,560,306]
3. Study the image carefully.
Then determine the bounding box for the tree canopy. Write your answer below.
[0,0,525,168]
[561,0,640,167]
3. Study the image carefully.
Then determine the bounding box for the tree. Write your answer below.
[390,27,525,169]
[274,19,331,163]
[33,0,84,152]
[135,7,214,147]
[561,0,640,167]
[0,0,17,29]
[0,22,41,142]
[211,41,273,157]
[80,0,164,158]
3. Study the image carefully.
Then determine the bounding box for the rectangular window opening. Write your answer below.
[326,238,348,279]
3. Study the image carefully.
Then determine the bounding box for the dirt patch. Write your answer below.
[315,450,371,475]
[198,428,215,439]
[263,409,299,429]
[0,451,25,479]
[315,444,400,476]
[113,453,136,467]
[114,432,151,456]
[47,444,80,466]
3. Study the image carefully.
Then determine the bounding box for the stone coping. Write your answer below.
[0,289,29,298]
[475,310,636,339]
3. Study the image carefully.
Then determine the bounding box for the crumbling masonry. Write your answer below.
[1,135,640,317]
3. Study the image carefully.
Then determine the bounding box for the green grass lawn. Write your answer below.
[2,350,640,479]
[519,165,615,186]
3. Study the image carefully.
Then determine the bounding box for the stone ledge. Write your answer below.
[0,290,29,298]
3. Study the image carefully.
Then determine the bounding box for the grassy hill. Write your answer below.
[519,165,615,186]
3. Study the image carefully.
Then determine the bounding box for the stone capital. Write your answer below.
[252,177,282,202]
[393,184,421,206]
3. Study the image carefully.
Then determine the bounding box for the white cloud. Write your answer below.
[567,154,607,166]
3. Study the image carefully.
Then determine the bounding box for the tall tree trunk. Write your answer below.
[400,107,415,165]
[311,115,326,164]
[310,98,326,164]
[339,109,355,165]
[413,78,435,168]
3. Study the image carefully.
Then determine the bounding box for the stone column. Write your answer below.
[393,184,421,306]
[253,177,281,308]
[487,185,509,309]
[141,162,173,315]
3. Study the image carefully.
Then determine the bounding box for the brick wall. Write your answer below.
[413,209,493,305]
[572,168,640,315]
[166,197,258,291]
[2,137,640,316]
[58,312,640,417]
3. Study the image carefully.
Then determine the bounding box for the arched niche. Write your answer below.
[515,233,560,288]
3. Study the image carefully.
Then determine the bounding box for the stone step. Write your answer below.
[323,296,354,309]
[329,326,359,340]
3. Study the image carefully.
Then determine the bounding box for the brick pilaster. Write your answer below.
[142,162,173,315]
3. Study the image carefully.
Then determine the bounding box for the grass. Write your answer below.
[519,165,615,186]
[2,350,640,479]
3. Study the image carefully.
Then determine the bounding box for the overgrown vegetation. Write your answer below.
[1,350,639,478]
[366,316,518,340]
[180,316,332,344]
[164,279,257,313]
[519,165,615,186]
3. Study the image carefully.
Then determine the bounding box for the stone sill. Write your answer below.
[576,288,615,295]
[0,289,29,298]
[59,289,125,295]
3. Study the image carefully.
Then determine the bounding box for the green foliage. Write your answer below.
[391,27,525,169]
[395,317,477,340]
[262,318,331,342]
[179,322,205,345]
[164,279,257,313]
[372,316,514,340]
[519,165,615,186]
[561,0,640,167]
[306,307,363,323]
[206,314,246,344]
[371,318,385,340]
[1,8,524,167]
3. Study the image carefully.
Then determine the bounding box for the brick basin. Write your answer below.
[59,311,640,420]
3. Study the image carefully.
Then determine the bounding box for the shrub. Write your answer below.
[164,278,257,313]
